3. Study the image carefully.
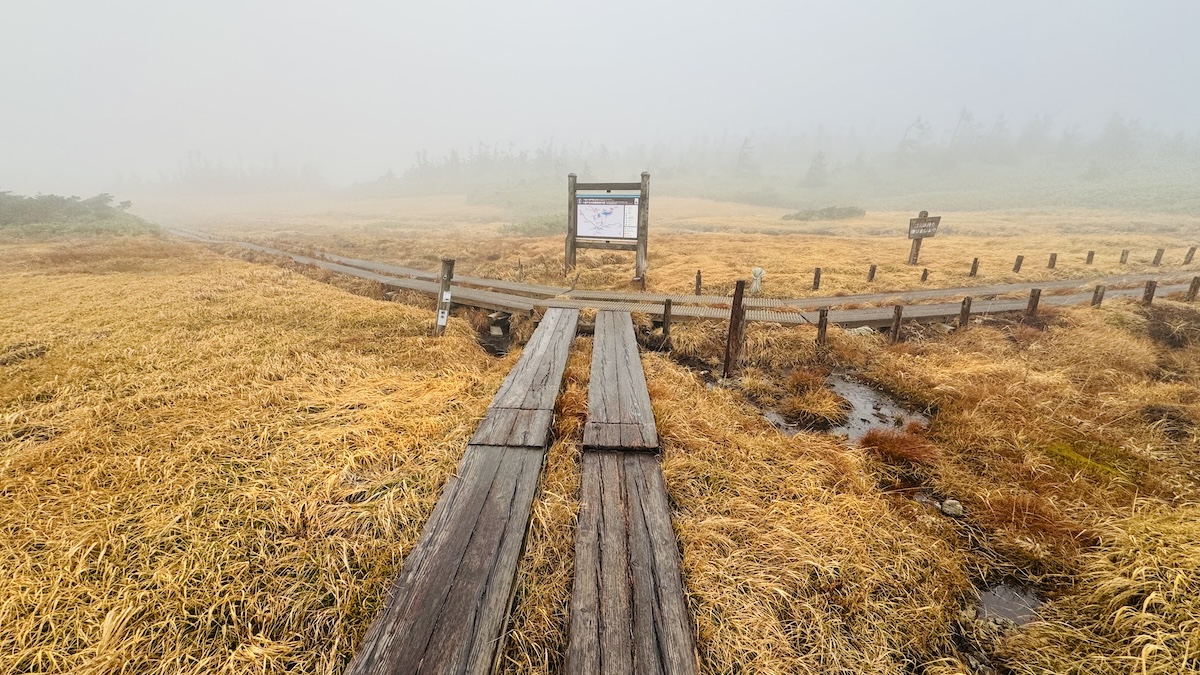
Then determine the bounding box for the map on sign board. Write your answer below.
[577,195,639,240]
[908,216,941,239]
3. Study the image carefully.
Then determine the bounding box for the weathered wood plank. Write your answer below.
[635,455,701,674]
[491,308,577,409]
[584,311,659,451]
[566,452,699,675]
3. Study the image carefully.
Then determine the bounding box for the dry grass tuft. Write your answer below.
[860,428,941,465]
[776,388,851,429]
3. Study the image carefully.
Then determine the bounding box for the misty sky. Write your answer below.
[2,0,1197,194]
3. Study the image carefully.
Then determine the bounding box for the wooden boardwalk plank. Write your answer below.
[566,452,699,675]
[346,307,580,675]
[584,311,658,451]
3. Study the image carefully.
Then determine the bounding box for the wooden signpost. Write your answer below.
[907,210,940,265]
[565,172,650,279]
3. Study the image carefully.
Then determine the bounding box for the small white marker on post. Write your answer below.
[434,258,455,336]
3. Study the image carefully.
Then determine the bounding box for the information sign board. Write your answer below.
[576,195,639,240]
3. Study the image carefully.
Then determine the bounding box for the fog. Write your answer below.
[2,0,1198,207]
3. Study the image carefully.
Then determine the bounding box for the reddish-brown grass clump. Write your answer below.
[860,428,941,464]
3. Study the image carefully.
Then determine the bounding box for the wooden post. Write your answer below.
[1013,255,1024,273]
[958,297,972,331]
[1026,288,1041,317]
[1048,253,1057,269]
[1152,248,1164,266]
[1142,280,1157,305]
[867,264,877,282]
[920,268,930,283]
[1186,247,1197,265]
[1120,249,1129,264]
[694,270,702,295]
[434,258,455,337]
[565,174,577,272]
[1091,285,1106,307]
[889,305,904,343]
[722,280,747,379]
[638,275,646,291]
[635,172,650,279]
[1086,250,1095,265]
[1187,277,1200,302]
[908,237,923,266]
[969,258,979,277]
[661,298,673,347]
[812,267,822,291]
[816,308,829,347]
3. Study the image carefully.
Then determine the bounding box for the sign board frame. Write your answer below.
[565,172,650,278]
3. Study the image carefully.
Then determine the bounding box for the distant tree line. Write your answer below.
[0,192,132,226]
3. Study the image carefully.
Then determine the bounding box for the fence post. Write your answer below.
[817,307,829,347]
[1048,253,1057,269]
[1186,247,1197,265]
[812,267,822,291]
[1187,276,1200,302]
[1013,255,1024,273]
[1026,288,1041,317]
[434,257,455,336]
[889,305,904,344]
[969,258,979,277]
[1142,280,1157,305]
[958,297,972,331]
[694,270,702,296]
[722,280,747,379]
[661,298,673,348]
[1153,248,1165,266]
[867,264,877,282]
[1086,250,1095,265]
[1120,249,1129,265]
[1091,285,1106,307]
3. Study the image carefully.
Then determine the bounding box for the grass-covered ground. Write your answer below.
[3,202,1199,674]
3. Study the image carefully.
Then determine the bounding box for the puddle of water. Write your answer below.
[978,582,1043,625]
[763,410,798,433]
[826,374,928,444]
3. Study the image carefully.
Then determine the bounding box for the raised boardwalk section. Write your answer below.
[567,311,699,675]
[582,311,659,451]
[345,308,579,675]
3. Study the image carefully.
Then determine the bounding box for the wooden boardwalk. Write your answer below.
[345,308,579,675]
[567,311,699,675]
[172,230,1198,327]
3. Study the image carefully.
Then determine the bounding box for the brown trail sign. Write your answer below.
[566,172,650,279]
[907,211,940,265]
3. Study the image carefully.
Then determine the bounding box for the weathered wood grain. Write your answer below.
[566,452,699,675]
[583,311,659,451]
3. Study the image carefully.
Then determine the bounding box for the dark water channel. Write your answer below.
[826,374,929,443]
